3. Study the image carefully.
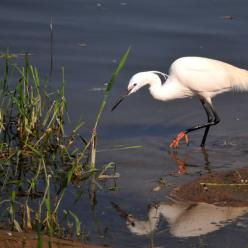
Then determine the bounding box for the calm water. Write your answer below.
[1,0,248,247]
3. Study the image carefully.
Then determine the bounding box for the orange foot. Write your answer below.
[169,131,189,149]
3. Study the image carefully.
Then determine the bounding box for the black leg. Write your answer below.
[184,99,220,147]
[169,98,220,148]
[200,99,214,146]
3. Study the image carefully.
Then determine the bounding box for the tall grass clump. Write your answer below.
[0,49,130,239]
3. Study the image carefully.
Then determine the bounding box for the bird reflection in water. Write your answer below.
[112,200,248,238]
[167,147,211,175]
[112,164,248,240]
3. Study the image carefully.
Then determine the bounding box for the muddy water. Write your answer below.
[1,0,248,247]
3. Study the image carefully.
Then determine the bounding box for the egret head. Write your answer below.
[111,71,167,111]
[127,72,150,95]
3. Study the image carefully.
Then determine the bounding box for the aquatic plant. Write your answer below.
[0,48,130,240]
[90,47,130,169]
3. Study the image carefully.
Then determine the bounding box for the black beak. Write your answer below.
[111,89,131,112]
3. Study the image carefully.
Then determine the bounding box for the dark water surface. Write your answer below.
[1,0,248,247]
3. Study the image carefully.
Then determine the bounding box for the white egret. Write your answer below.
[112,56,248,148]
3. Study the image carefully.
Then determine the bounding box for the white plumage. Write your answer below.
[112,56,248,148]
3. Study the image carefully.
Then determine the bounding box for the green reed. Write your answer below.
[0,49,129,239]
[90,47,130,169]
